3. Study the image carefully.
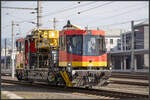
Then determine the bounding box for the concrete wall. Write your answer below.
[144,26,149,49]
[105,36,120,52]
[104,29,125,52]
[144,25,149,68]
[111,23,149,71]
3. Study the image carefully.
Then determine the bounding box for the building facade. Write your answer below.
[104,29,128,52]
[1,48,17,70]
[110,20,149,72]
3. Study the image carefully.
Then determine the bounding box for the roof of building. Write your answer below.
[120,20,149,35]
[134,19,149,27]
[104,29,129,36]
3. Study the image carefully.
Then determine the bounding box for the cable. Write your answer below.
[42,2,76,15]
[2,6,36,10]
[42,1,98,18]
[63,3,140,23]
[78,1,114,14]
[69,3,146,21]
[15,18,37,24]
[60,1,113,21]
[89,18,148,28]
[104,6,147,20]
[85,3,144,16]
[13,2,97,24]
[86,5,148,25]
[40,2,100,27]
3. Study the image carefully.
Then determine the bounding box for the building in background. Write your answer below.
[1,48,11,57]
[1,47,17,70]
[110,20,149,72]
[135,20,149,69]
[104,29,128,52]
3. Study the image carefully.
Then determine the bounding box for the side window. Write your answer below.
[103,36,106,52]
[99,36,103,51]
[60,35,65,50]
[99,36,106,53]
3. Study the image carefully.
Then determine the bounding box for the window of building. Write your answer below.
[105,39,108,44]
[117,39,121,43]
[110,39,113,44]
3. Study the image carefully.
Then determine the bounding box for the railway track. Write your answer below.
[111,72,149,80]
[1,79,149,99]
[109,80,149,86]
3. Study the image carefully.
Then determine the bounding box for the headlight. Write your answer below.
[109,67,112,70]
[68,63,71,66]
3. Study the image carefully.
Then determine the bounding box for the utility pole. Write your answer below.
[37,0,42,28]
[53,18,56,30]
[5,38,7,69]
[11,21,15,78]
[131,21,135,72]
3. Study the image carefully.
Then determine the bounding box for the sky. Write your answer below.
[1,1,149,45]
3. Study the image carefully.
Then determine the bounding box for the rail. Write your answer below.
[109,80,149,86]
[111,72,149,80]
[1,79,149,99]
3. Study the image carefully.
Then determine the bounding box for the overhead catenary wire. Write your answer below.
[42,1,99,18]
[2,6,37,23]
[78,1,114,14]
[2,6,36,10]
[41,1,100,28]
[61,2,137,20]
[2,2,148,37]
[81,3,145,16]
[60,1,114,21]
[85,5,148,25]
[89,18,148,29]
[16,1,98,24]
[2,6,37,24]
[102,5,147,20]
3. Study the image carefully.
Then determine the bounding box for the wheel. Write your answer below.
[17,73,22,80]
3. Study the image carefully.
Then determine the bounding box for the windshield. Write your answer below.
[66,35,105,56]
[67,35,82,55]
[83,35,101,56]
